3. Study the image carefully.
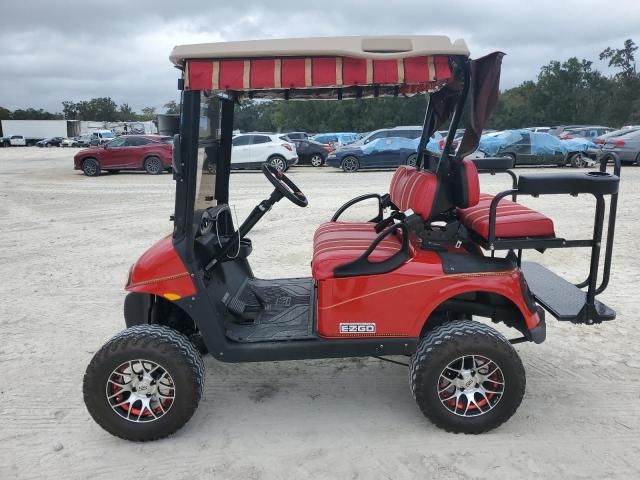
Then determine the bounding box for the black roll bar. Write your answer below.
[438,61,471,171]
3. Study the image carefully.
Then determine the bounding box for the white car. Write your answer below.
[9,135,27,146]
[230,133,297,171]
[61,138,78,147]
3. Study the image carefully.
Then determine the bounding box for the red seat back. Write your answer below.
[451,159,480,209]
[389,166,438,220]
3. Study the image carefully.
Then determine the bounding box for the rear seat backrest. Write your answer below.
[389,166,438,220]
[451,159,480,209]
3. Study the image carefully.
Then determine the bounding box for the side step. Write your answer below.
[521,262,615,324]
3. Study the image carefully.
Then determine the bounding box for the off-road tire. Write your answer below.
[410,320,525,434]
[83,324,205,442]
[82,157,101,177]
[144,156,163,175]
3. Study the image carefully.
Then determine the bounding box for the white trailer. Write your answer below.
[1,120,70,145]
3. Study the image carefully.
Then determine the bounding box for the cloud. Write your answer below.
[1,0,638,112]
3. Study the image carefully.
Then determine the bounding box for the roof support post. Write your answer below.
[215,97,234,206]
[416,94,433,170]
[438,60,471,170]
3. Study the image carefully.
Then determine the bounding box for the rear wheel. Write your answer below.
[310,154,324,167]
[341,155,359,172]
[406,153,418,167]
[144,156,163,175]
[82,158,101,177]
[410,320,525,434]
[83,325,205,442]
[268,155,287,172]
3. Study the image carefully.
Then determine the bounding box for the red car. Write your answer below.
[74,135,173,176]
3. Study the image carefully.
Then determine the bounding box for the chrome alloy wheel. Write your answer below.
[438,355,505,417]
[106,359,175,423]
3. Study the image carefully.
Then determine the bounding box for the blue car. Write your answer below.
[325,131,443,172]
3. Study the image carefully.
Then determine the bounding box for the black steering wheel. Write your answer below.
[261,163,308,207]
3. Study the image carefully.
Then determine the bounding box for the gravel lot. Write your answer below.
[1,147,639,479]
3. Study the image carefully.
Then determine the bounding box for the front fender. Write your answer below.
[126,234,196,300]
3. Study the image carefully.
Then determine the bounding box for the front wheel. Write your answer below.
[144,156,163,175]
[82,158,101,177]
[569,153,586,168]
[83,325,205,442]
[341,155,359,172]
[410,320,525,434]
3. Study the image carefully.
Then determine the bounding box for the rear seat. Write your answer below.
[458,193,555,240]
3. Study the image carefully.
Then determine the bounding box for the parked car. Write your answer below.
[526,126,550,133]
[326,136,420,172]
[76,135,92,148]
[559,126,614,140]
[89,130,115,146]
[283,132,309,141]
[73,135,173,177]
[593,127,640,145]
[310,132,359,148]
[353,126,423,146]
[600,129,640,164]
[36,136,65,147]
[479,130,567,166]
[60,137,79,147]
[289,138,332,167]
[9,135,26,146]
[212,133,297,172]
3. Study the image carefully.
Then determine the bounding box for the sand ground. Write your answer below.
[1,147,639,479]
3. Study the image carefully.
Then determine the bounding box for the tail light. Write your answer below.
[559,134,571,140]
[613,140,625,147]
[323,145,332,153]
[594,139,604,144]
[282,143,293,151]
[438,139,445,150]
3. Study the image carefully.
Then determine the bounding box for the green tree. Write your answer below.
[139,106,156,121]
[62,101,78,120]
[163,100,180,114]
[118,103,135,121]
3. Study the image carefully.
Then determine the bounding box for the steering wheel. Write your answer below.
[261,163,308,207]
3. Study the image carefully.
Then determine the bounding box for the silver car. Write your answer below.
[601,129,640,164]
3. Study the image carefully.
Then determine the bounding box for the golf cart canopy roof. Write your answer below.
[170,36,470,99]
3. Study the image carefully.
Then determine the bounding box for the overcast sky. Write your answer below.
[1,0,639,113]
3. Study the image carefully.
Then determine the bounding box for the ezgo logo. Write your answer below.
[339,323,376,334]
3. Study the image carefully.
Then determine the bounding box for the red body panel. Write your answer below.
[126,235,196,299]
[316,248,539,338]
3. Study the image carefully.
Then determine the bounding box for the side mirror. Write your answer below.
[172,134,183,180]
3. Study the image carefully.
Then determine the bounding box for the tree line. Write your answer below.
[1,40,637,131]
[0,99,180,122]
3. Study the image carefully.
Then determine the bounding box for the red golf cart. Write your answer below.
[83,36,621,441]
